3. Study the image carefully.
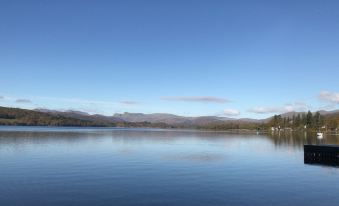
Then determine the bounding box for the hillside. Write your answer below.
[0,106,108,127]
[113,112,227,126]
[0,106,338,131]
[0,107,173,128]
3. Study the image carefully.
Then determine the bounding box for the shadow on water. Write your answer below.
[266,131,339,149]
[263,130,339,168]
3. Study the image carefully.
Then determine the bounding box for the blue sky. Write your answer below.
[1,0,339,118]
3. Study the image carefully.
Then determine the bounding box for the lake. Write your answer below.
[0,126,339,206]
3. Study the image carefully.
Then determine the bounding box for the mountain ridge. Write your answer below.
[0,106,337,129]
[36,109,339,126]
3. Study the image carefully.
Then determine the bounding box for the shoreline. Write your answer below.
[0,125,338,135]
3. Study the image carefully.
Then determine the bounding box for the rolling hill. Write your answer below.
[0,106,338,130]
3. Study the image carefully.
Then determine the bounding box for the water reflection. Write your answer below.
[1,127,338,150]
[266,131,339,149]
[1,126,339,206]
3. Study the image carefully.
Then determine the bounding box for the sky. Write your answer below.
[1,0,339,118]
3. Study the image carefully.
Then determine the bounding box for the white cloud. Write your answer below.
[318,91,339,104]
[248,102,309,114]
[222,109,240,116]
[161,96,229,103]
[248,106,280,114]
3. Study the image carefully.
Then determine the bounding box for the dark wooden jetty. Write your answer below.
[304,145,339,166]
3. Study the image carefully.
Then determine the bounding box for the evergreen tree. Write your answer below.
[306,111,313,128]
[313,111,321,129]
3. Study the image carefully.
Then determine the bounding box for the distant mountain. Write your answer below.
[33,109,268,126]
[35,109,124,123]
[113,112,181,123]
[112,112,262,126]
[34,108,60,113]
[1,106,107,126]
[318,109,339,115]
[64,110,91,116]
[113,112,229,126]
[1,106,337,130]
[35,108,339,125]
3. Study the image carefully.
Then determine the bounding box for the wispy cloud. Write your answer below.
[0,96,3,100]
[318,91,339,104]
[161,96,229,103]
[119,101,139,105]
[248,102,309,114]
[222,109,240,116]
[15,99,32,103]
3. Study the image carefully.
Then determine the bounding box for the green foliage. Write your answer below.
[306,111,313,127]
[197,121,266,131]
[266,110,338,132]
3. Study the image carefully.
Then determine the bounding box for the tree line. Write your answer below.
[268,111,338,131]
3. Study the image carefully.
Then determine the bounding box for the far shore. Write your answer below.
[0,125,338,136]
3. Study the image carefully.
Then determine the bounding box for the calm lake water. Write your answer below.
[0,126,339,206]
